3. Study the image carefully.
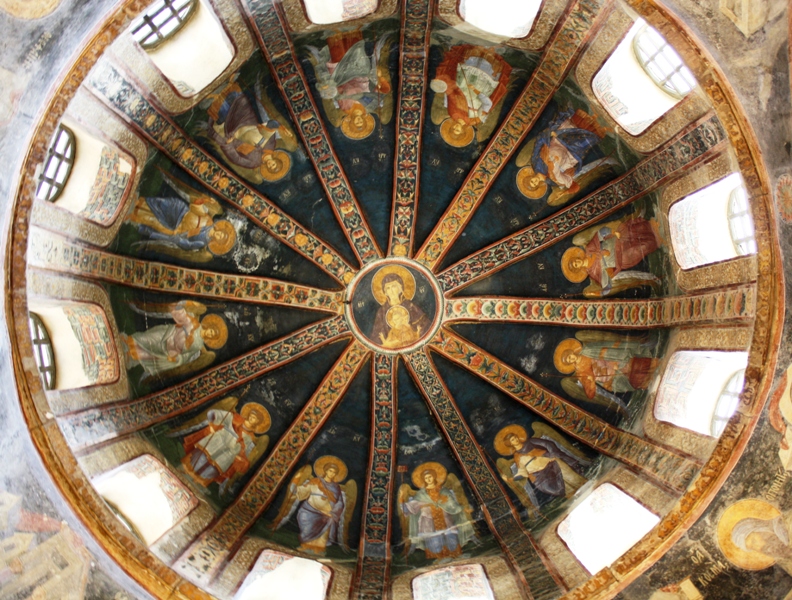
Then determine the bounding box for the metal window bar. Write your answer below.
[131,0,196,49]
[633,25,696,99]
[28,313,55,391]
[710,369,745,437]
[36,125,75,203]
[728,187,757,255]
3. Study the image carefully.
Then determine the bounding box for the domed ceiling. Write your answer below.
[4,0,782,598]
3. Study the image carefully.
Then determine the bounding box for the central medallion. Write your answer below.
[345,259,443,354]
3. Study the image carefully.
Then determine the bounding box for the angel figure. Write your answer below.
[430,45,512,147]
[169,396,271,494]
[121,300,228,380]
[273,456,357,555]
[560,214,664,297]
[306,30,393,140]
[495,424,589,514]
[515,105,618,206]
[127,170,237,263]
[203,77,298,184]
[554,331,659,415]
[398,462,476,560]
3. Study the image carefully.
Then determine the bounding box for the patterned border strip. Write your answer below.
[430,328,700,492]
[444,286,756,327]
[175,340,371,583]
[438,113,728,292]
[28,229,344,313]
[388,0,433,257]
[88,63,356,285]
[415,0,611,270]
[247,0,382,264]
[404,350,563,600]
[58,315,350,449]
[353,354,397,600]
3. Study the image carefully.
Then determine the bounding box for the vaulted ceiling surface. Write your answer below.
[5,0,782,599]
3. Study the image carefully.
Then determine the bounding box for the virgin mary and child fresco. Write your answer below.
[368,266,430,350]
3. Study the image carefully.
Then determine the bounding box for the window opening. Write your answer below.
[459,0,541,38]
[36,125,75,203]
[28,313,55,391]
[412,563,495,600]
[131,0,197,49]
[728,185,757,255]
[632,24,696,100]
[711,369,745,437]
[303,0,378,24]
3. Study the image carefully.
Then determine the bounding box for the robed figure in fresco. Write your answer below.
[368,265,430,350]
[430,44,512,147]
[127,170,237,263]
[122,300,228,380]
[169,396,270,494]
[398,462,476,560]
[306,30,394,140]
[554,331,659,414]
[718,499,792,576]
[495,424,589,514]
[515,105,617,206]
[204,77,298,184]
[273,456,357,555]
[560,214,664,297]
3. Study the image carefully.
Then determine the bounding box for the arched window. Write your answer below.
[36,125,75,203]
[557,483,660,575]
[459,0,541,38]
[654,350,749,436]
[412,563,495,600]
[28,313,55,391]
[669,173,757,269]
[131,0,197,49]
[592,19,697,135]
[233,550,331,600]
[303,0,378,24]
[92,455,197,546]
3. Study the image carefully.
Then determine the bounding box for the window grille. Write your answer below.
[28,313,55,390]
[633,25,697,99]
[711,369,745,437]
[131,0,197,49]
[36,125,75,203]
[728,186,757,255]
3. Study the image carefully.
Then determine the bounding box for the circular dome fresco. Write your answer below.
[4,0,782,598]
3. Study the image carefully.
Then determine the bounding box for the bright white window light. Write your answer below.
[592,19,696,135]
[28,313,55,391]
[654,351,749,436]
[557,483,660,575]
[459,0,541,38]
[303,0,377,24]
[131,0,196,49]
[711,369,746,437]
[669,173,755,269]
[234,551,330,600]
[36,125,75,203]
[412,564,495,600]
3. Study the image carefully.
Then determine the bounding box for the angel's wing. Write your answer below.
[168,396,239,438]
[445,474,473,519]
[515,137,537,169]
[132,240,214,263]
[496,458,538,517]
[272,465,313,530]
[430,91,449,126]
[157,168,207,205]
[531,422,591,463]
[560,376,628,419]
[341,479,357,550]
[476,94,506,142]
[254,80,298,152]
[126,299,179,319]
[571,217,626,247]
[397,484,416,555]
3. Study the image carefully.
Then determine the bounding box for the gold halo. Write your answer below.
[717,499,783,570]
[208,220,237,255]
[386,305,410,327]
[516,167,548,199]
[412,462,448,488]
[340,108,375,140]
[200,314,228,349]
[240,403,271,434]
[371,265,416,305]
[260,150,291,182]
[561,247,589,283]
[494,424,528,456]
[553,339,583,374]
[314,455,348,482]
[439,118,474,148]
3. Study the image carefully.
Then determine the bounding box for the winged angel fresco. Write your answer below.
[168,395,271,495]
[398,462,476,560]
[273,456,357,555]
[495,423,589,517]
